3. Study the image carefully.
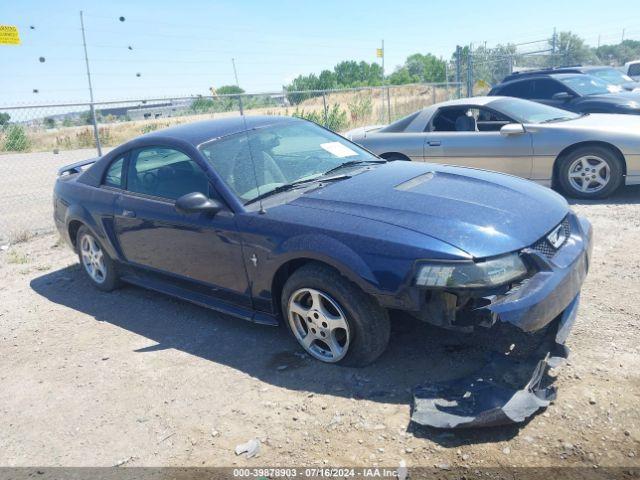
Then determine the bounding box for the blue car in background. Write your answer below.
[53,116,592,426]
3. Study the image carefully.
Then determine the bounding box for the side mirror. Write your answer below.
[500,123,526,136]
[175,192,222,215]
[552,91,573,101]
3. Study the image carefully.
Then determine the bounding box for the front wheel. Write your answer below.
[281,263,390,366]
[557,146,623,199]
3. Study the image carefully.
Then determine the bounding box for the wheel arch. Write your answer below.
[269,254,378,320]
[552,141,627,187]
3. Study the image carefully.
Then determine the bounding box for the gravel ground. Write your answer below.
[0,186,638,470]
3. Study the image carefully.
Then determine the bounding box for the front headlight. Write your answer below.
[415,252,527,288]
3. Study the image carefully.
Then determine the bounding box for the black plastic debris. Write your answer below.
[411,296,578,429]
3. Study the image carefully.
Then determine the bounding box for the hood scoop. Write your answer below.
[395,172,435,191]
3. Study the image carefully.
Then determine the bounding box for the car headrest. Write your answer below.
[455,115,477,132]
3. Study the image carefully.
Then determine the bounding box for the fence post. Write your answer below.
[467,46,473,97]
[322,91,328,127]
[386,86,391,123]
[432,84,436,105]
[89,104,102,156]
[455,46,462,99]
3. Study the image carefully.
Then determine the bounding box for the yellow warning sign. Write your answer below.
[0,25,21,45]
[376,48,383,58]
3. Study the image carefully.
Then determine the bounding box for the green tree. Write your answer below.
[403,53,446,82]
[44,117,56,129]
[0,112,10,126]
[216,85,244,95]
[551,31,598,67]
[595,39,640,65]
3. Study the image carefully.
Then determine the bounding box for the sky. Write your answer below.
[2,0,640,105]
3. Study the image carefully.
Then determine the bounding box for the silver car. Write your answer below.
[346,96,640,199]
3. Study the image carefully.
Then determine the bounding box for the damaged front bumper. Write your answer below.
[410,214,593,429]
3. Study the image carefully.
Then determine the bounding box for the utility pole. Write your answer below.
[232,58,243,115]
[551,27,557,68]
[622,28,626,42]
[80,11,102,156]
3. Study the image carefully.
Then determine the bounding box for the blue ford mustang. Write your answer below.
[53,116,592,378]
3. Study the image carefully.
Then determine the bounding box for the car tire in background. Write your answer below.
[76,225,120,291]
[557,146,623,199]
[281,263,390,367]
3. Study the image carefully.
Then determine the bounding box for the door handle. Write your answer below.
[427,140,441,146]
[121,209,136,218]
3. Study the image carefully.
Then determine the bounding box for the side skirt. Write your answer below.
[119,271,279,327]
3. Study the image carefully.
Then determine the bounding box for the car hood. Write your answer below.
[544,112,640,133]
[291,162,568,258]
[577,90,640,105]
[344,124,385,140]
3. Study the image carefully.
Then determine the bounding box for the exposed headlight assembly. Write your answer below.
[415,252,528,288]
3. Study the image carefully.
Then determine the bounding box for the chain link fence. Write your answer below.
[0,82,461,242]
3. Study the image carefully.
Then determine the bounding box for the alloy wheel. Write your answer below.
[80,234,107,284]
[287,288,351,363]
[567,155,610,194]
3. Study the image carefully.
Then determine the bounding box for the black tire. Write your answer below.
[557,146,623,199]
[76,225,120,292]
[382,153,410,162]
[281,263,390,367]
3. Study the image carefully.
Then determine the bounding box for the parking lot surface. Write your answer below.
[0,187,638,468]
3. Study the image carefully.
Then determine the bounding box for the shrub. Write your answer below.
[2,125,31,152]
[347,94,373,125]
[292,103,347,132]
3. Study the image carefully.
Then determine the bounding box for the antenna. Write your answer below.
[79,11,102,156]
[233,59,265,214]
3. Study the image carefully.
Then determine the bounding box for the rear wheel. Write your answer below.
[557,146,623,199]
[76,226,120,291]
[281,263,390,366]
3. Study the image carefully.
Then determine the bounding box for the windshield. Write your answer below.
[490,97,581,123]
[589,68,634,85]
[199,121,379,204]
[557,74,622,95]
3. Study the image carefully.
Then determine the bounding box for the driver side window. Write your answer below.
[126,147,211,200]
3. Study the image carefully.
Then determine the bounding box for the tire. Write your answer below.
[382,153,410,162]
[281,263,390,367]
[557,146,623,199]
[76,225,120,291]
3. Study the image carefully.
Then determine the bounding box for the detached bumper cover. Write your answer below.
[411,214,592,429]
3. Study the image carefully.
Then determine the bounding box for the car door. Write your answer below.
[112,145,250,307]
[423,106,533,178]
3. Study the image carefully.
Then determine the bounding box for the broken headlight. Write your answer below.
[415,252,527,288]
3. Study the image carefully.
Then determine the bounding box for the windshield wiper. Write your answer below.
[322,159,386,176]
[245,175,351,205]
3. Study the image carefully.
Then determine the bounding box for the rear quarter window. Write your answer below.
[103,156,125,188]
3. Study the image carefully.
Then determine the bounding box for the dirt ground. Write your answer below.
[0,187,639,470]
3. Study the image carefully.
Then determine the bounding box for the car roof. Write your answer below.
[140,115,298,146]
[501,67,609,83]
[429,96,498,107]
